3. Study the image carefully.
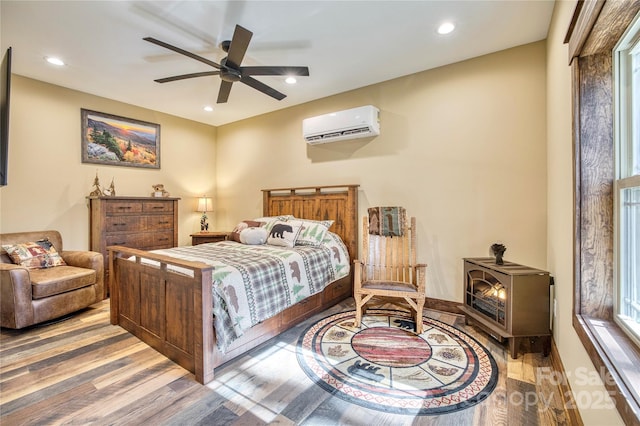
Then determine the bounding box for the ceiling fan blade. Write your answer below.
[217,80,233,103]
[155,71,220,83]
[144,37,221,70]
[240,76,286,101]
[240,66,309,76]
[225,25,253,69]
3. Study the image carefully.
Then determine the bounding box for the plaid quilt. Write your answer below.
[151,231,350,352]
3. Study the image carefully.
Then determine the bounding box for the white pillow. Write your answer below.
[239,227,268,245]
[230,220,264,242]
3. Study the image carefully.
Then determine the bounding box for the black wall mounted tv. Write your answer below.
[1,47,12,186]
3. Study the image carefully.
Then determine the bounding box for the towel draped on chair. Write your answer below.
[367,206,406,237]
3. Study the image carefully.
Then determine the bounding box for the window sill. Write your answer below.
[574,314,640,424]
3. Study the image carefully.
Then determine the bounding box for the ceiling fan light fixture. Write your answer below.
[145,24,309,104]
[45,56,65,66]
[285,76,297,84]
[220,68,242,82]
[437,22,455,35]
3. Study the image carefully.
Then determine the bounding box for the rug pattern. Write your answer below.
[296,309,498,415]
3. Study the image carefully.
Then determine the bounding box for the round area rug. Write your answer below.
[296,309,498,415]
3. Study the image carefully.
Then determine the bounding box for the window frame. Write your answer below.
[613,178,640,346]
[613,14,640,348]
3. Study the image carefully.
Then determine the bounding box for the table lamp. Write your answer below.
[196,196,213,231]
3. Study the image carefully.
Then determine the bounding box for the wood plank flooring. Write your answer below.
[0,298,573,425]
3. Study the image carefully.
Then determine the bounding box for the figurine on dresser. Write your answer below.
[89,172,103,197]
[152,184,170,197]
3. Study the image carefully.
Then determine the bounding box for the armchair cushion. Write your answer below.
[29,266,96,299]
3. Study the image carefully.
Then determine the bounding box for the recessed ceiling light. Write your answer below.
[203,106,213,112]
[45,56,65,66]
[437,22,455,35]
[285,76,297,84]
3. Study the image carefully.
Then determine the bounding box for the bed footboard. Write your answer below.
[109,246,216,384]
[108,184,358,385]
[109,245,352,385]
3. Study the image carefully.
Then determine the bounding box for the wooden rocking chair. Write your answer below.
[353,212,427,333]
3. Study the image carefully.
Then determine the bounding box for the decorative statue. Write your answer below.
[89,172,103,197]
[103,178,116,197]
[491,243,506,265]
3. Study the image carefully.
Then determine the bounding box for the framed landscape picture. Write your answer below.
[81,109,160,169]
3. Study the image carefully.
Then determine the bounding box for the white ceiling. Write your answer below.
[1,1,554,127]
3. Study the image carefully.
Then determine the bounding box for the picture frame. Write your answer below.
[81,109,160,169]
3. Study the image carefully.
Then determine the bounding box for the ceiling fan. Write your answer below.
[144,25,309,104]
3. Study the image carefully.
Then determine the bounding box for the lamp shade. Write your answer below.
[196,197,213,213]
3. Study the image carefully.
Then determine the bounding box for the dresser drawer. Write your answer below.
[106,202,143,214]
[106,216,143,233]
[106,232,150,247]
[143,201,174,213]
[145,215,174,230]
[150,231,174,248]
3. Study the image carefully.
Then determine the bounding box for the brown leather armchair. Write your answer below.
[0,230,104,329]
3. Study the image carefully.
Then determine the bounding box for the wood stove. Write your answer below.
[459,257,551,358]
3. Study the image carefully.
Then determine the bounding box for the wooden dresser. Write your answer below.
[89,196,179,297]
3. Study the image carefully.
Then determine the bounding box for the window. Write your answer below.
[614,15,640,347]
[568,3,640,422]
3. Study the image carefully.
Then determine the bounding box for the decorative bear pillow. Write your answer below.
[253,215,294,232]
[266,220,302,248]
[239,227,268,245]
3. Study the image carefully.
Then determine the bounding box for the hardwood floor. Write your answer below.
[0,298,573,425]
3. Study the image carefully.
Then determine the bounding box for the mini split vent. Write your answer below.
[302,105,380,144]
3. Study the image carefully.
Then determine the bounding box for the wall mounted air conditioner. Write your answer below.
[302,105,380,144]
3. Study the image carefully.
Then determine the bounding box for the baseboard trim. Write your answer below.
[550,338,584,426]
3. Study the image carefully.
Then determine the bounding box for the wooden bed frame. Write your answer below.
[108,184,358,384]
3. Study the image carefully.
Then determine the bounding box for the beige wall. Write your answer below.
[546,1,622,424]
[217,41,548,304]
[0,76,217,249]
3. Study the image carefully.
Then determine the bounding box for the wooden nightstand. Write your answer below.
[190,231,229,245]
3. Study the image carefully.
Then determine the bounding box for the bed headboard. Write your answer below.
[262,184,359,262]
